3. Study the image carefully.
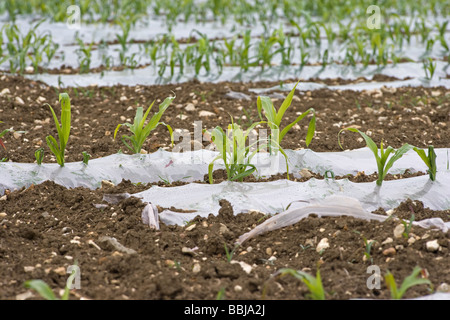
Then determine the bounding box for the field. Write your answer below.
[0,0,449,301]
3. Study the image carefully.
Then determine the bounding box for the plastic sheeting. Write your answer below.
[134,172,450,226]
[1,147,449,194]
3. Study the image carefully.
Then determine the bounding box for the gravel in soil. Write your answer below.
[0,75,448,165]
[0,180,449,300]
[0,74,449,300]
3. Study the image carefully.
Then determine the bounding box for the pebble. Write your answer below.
[299,168,313,179]
[437,283,450,293]
[24,266,35,273]
[181,247,197,256]
[0,212,6,218]
[393,224,405,238]
[53,267,66,276]
[0,88,10,96]
[185,103,195,112]
[382,247,396,256]
[199,110,215,117]
[426,240,440,252]
[36,96,46,103]
[219,223,229,234]
[316,238,330,253]
[192,263,201,274]
[185,224,196,231]
[176,114,188,120]
[230,260,253,274]
[101,180,115,188]
[15,96,25,105]
[234,285,243,292]
[382,237,393,245]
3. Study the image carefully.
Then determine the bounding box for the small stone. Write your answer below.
[437,283,450,293]
[53,267,66,276]
[181,247,198,256]
[426,240,440,252]
[0,88,11,96]
[408,237,416,245]
[25,66,34,73]
[234,285,243,292]
[24,266,35,273]
[15,97,25,105]
[101,180,115,188]
[431,90,441,97]
[393,224,405,239]
[176,114,188,120]
[185,103,195,112]
[316,238,330,253]
[140,149,148,154]
[299,168,313,179]
[382,247,396,256]
[266,247,273,256]
[192,263,201,274]
[13,131,22,139]
[219,223,229,234]
[165,259,175,267]
[382,237,393,245]
[36,96,46,104]
[0,212,6,218]
[230,260,253,274]
[199,110,215,117]
[119,96,127,101]
[185,224,196,231]
[0,195,7,201]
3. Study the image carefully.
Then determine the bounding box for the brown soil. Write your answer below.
[0,180,448,300]
[0,75,447,166]
[0,74,449,301]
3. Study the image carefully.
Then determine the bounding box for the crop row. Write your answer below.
[0,82,439,186]
[0,17,448,78]
[1,0,449,27]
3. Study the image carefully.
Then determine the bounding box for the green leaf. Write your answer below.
[24,280,58,300]
[383,143,414,180]
[59,93,71,146]
[275,81,299,125]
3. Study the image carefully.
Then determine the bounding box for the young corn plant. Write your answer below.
[207,120,289,184]
[385,266,432,299]
[257,81,316,151]
[423,57,437,80]
[82,151,91,165]
[35,147,44,165]
[412,145,437,181]
[24,279,71,300]
[114,96,174,154]
[44,93,71,167]
[338,128,413,186]
[277,267,325,300]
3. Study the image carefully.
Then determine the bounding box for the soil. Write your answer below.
[0,73,449,300]
[0,180,448,300]
[0,74,448,166]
